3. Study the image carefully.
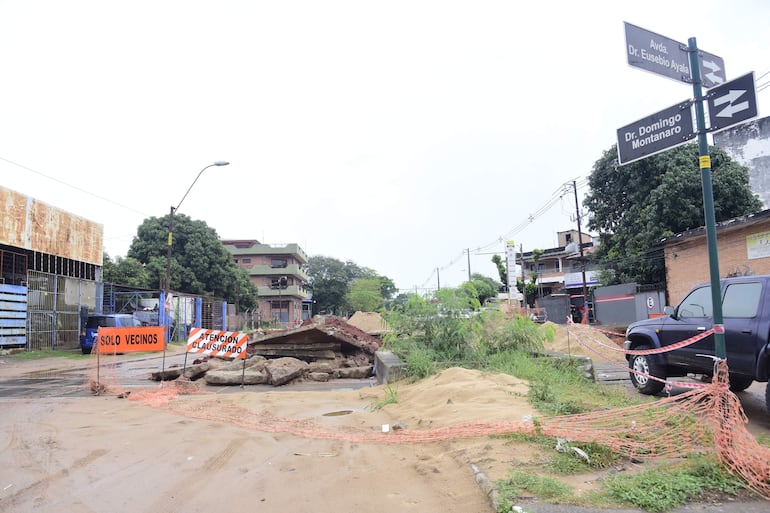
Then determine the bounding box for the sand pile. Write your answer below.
[347,311,390,334]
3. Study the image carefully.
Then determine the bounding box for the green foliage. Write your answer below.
[7,349,88,360]
[404,346,438,379]
[384,295,750,511]
[547,441,619,474]
[604,456,746,512]
[527,381,586,415]
[385,290,588,391]
[485,348,634,412]
[126,214,259,308]
[585,143,762,285]
[524,282,538,305]
[497,470,572,511]
[103,253,152,288]
[469,273,502,305]
[368,383,399,411]
[755,432,770,447]
[307,255,395,316]
[491,253,507,286]
[499,433,621,475]
[345,278,384,313]
[478,313,549,353]
[384,289,481,364]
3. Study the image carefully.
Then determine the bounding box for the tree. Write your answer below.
[492,254,507,288]
[306,256,360,315]
[345,278,384,312]
[306,256,397,315]
[469,273,500,305]
[127,213,258,308]
[102,252,152,288]
[585,143,762,285]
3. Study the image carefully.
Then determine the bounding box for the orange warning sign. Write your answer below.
[187,328,248,359]
[96,326,166,353]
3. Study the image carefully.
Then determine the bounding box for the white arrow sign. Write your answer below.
[707,72,758,133]
[712,89,749,118]
[701,58,724,87]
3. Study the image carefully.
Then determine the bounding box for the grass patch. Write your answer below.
[486,349,638,413]
[600,456,748,512]
[4,349,87,360]
[496,470,572,512]
[368,383,398,411]
[496,432,621,473]
[755,432,770,448]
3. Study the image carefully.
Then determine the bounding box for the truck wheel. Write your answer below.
[629,345,666,395]
[729,375,753,392]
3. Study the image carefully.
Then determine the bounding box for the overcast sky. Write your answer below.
[2,1,770,292]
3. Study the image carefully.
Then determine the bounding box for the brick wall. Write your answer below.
[664,217,770,305]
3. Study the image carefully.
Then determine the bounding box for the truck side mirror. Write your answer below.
[663,305,675,316]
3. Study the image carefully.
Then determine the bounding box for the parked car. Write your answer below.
[624,275,770,411]
[79,313,143,354]
[134,309,176,332]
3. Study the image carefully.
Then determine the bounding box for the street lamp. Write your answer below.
[163,160,229,339]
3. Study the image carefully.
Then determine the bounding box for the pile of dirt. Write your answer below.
[542,322,628,364]
[346,311,390,335]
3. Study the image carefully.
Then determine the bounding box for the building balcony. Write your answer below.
[257,284,311,299]
[247,263,309,282]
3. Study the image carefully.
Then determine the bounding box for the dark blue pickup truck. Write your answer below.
[624,275,770,411]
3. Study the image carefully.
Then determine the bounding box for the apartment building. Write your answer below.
[519,230,600,296]
[222,239,311,327]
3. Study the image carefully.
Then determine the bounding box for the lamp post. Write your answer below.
[163,160,229,340]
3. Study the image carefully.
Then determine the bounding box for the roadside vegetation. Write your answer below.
[3,349,89,360]
[382,289,755,512]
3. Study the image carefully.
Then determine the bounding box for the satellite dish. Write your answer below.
[565,242,579,254]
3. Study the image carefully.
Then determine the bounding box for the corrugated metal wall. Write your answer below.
[0,284,27,347]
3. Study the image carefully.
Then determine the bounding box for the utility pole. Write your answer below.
[689,37,726,359]
[466,248,471,282]
[572,180,589,323]
[436,267,441,290]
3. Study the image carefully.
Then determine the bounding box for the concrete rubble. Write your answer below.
[151,315,382,386]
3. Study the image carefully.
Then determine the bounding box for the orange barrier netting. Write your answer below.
[87,333,770,501]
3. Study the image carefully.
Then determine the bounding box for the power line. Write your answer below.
[0,155,150,217]
[419,177,589,288]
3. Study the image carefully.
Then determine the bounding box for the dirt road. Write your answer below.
[0,352,516,513]
[1,350,769,513]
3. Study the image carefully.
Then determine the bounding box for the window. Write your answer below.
[241,258,251,264]
[271,258,288,268]
[678,286,713,318]
[271,277,289,289]
[723,282,761,318]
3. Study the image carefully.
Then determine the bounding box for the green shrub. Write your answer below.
[604,456,746,512]
[496,470,572,512]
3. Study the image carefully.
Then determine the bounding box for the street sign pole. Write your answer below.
[688,37,726,359]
